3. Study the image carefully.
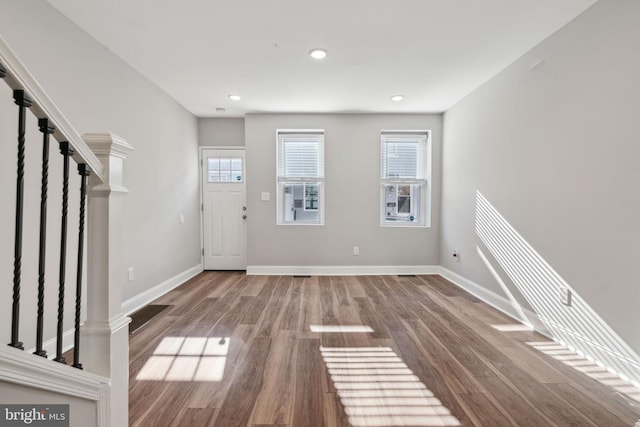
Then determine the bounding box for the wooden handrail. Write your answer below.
[0,35,104,182]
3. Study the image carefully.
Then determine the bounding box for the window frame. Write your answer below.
[276,129,325,225]
[380,131,431,228]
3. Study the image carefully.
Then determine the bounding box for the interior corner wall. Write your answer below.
[441,0,640,372]
[0,0,201,318]
[245,113,442,268]
[198,118,245,146]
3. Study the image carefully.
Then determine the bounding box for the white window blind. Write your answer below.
[381,133,426,180]
[380,131,430,227]
[277,130,325,225]
[278,132,324,181]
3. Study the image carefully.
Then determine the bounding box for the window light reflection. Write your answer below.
[528,341,640,403]
[136,336,229,382]
[326,362,409,369]
[475,191,640,386]
[329,368,414,375]
[490,324,534,332]
[321,346,461,426]
[324,357,404,363]
[311,325,374,333]
[341,397,444,407]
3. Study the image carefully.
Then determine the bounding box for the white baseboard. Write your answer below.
[438,266,548,335]
[121,264,203,315]
[23,265,202,357]
[246,265,440,276]
[438,266,640,389]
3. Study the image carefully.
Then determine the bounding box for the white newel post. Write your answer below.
[82,132,134,427]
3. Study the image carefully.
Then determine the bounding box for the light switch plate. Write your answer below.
[261,192,270,201]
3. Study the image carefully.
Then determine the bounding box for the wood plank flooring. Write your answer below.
[129,272,640,426]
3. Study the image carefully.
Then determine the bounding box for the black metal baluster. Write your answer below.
[9,90,32,351]
[72,164,90,370]
[54,142,74,364]
[34,119,55,358]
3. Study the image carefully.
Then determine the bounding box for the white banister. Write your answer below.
[81,132,134,427]
[0,34,104,181]
[2,34,135,427]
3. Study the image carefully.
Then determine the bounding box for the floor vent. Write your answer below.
[130,304,170,334]
[293,275,312,278]
[398,274,417,277]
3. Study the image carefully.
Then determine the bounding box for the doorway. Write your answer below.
[201,148,247,270]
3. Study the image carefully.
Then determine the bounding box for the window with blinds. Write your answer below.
[277,130,324,225]
[380,132,429,227]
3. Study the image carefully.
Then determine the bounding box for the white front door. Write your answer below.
[201,148,247,270]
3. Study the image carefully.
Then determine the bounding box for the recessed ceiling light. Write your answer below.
[216,107,226,113]
[391,95,404,102]
[228,94,241,101]
[309,49,327,60]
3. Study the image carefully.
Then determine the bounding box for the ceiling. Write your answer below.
[46,0,596,118]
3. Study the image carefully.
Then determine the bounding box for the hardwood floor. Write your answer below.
[129,272,640,426]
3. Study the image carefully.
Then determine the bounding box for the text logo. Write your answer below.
[0,405,69,427]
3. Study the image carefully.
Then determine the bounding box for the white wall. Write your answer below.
[245,114,442,270]
[441,0,640,383]
[0,0,201,350]
[199,118,245,146]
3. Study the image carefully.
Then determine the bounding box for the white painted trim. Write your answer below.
[97,384,110,427]
[0,345,108,400]
[83,132,134,158]
[83,315,132,336]
[199,145,244,150]
[25,316,131,361]
[122,264,203,315]
[438,267,549,337]
[247,265,440,276]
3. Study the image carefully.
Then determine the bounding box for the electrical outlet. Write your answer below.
[353,246,360,256]
[452,250,460,262]
[128,267,134,282]
[560,287,572,306]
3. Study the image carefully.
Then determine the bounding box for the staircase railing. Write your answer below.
[1,35,131,427]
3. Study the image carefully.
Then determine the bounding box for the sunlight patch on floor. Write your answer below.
[321,346,460,426]
[491,324,534,332]
[311,325,375,333]
[528,340,640,403]
[136,336,229,382]
[475,191,640,385]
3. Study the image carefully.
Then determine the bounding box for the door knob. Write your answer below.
[242,214,247,220]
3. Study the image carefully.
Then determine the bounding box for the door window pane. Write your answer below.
[231,158,243,182]
[208,158,220,170]
[208,157,243,183]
